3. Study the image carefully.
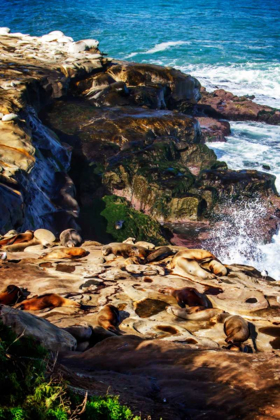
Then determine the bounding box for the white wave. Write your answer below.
[125,52,138,58]
[207,121,280,193]
[177,63,280,109]
[204,198,280,279]
[205,122,280,279]
[124,40,190,59]
[145,41,190,54]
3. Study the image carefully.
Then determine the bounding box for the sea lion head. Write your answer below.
[66,240,75,248]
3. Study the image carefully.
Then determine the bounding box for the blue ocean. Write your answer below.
[2,0,280,277]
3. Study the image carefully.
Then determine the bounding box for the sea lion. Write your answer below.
[15,293,80,311]
[201,259,228,276]
[146,246,174,263]
[135,241,155,250]
[169,248,218,279]
[5,239,40,252]
[0,230,34,248]
[0,285,23,305]
[102,243,148,259]
[122,237,136,244]
[40,247,88,260]
[223,315,250,345]
[159,287,209,308]
[97,304,121,334]
[60,229,83,248]
[34,229,56,246]
[172,248,216,262]
[3,230,18,238]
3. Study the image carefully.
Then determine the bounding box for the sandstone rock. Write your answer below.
[2,113,18,121]
[0,305,77,351]
[24,244,45,253]
[208,287,268,315]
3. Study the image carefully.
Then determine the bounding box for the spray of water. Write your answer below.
[203,197,279,277]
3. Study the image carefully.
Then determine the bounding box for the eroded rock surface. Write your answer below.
[1,240,280,418]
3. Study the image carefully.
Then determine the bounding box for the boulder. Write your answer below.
[0,305,77,352]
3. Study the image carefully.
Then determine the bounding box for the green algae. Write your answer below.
[101,195,168,245]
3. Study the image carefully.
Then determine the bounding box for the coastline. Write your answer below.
[1,27,280,419]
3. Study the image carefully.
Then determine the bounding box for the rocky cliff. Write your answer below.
[0,29,279,241]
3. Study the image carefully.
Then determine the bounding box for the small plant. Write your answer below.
[0,322,140,419]
[82,396,140,420]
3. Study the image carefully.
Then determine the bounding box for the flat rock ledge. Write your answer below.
[1,240,280,419]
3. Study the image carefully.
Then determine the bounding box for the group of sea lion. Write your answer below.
[0,285,80,310]
[0,232,251,351]
[0,228,87,259]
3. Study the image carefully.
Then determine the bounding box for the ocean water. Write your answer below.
[2,0,280,276]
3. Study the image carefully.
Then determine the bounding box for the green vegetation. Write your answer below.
[0,322,139,420]
[101,195,168,245]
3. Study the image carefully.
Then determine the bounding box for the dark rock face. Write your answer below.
[197,117,231,142]
[79,62,201,109]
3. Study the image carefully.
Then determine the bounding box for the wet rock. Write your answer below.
[24,244,45,254]
[134,298,169,318]
[197,117,231,142]
[198,88,280,125]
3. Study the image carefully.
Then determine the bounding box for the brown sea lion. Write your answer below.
[97,304,121,334]
[201,259,228,276]
[0,285,23,305]
[146,246,174,263]
[159,286,209,308]
[172,248,216,262]
[40,247,88,260]
[224,315,250,345]
[0,230,34,248]
[60,229,83,248]
[102,243,148,259]
[15,293,80,311]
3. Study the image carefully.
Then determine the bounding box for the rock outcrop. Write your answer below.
[0,29,279,241]
[0,30,107,234]
[198,88,280,124]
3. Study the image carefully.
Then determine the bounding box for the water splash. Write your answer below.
[203,198,279,277]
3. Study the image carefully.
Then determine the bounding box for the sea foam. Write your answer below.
[177,62,280,108]
[204,198,280,279]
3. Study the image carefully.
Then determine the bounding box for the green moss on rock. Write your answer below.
[101,195,168,245]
